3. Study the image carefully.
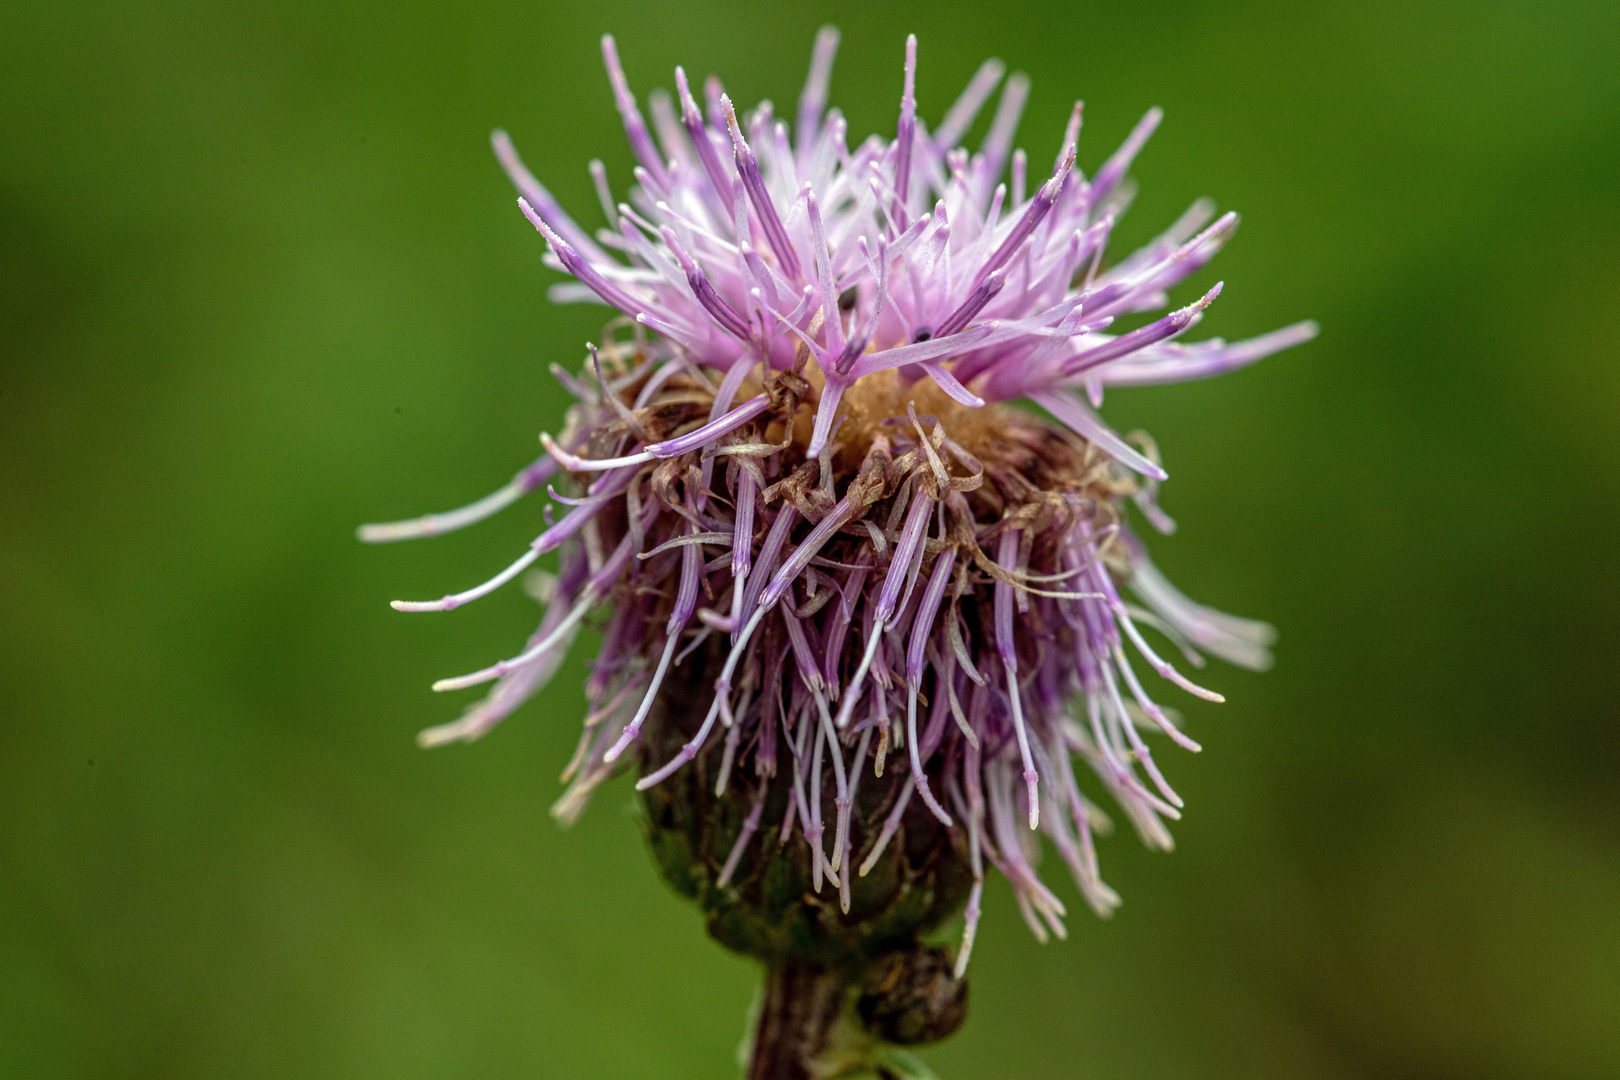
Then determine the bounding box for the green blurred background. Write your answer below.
[3,0,1617,1076]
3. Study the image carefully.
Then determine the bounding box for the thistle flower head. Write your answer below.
[364,27,1314,983]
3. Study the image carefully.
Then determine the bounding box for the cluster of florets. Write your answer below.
[363,27,1312,972]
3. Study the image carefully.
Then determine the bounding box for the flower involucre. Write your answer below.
[365,28,1313,983]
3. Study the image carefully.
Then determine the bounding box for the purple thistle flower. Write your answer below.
[364,26,1314,1074]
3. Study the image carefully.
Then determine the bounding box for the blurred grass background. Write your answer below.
[3,0,1618,1077]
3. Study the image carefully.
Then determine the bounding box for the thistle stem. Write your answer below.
[746,962,857,1080]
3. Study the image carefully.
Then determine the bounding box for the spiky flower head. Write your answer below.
[364,25,1313,1071]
